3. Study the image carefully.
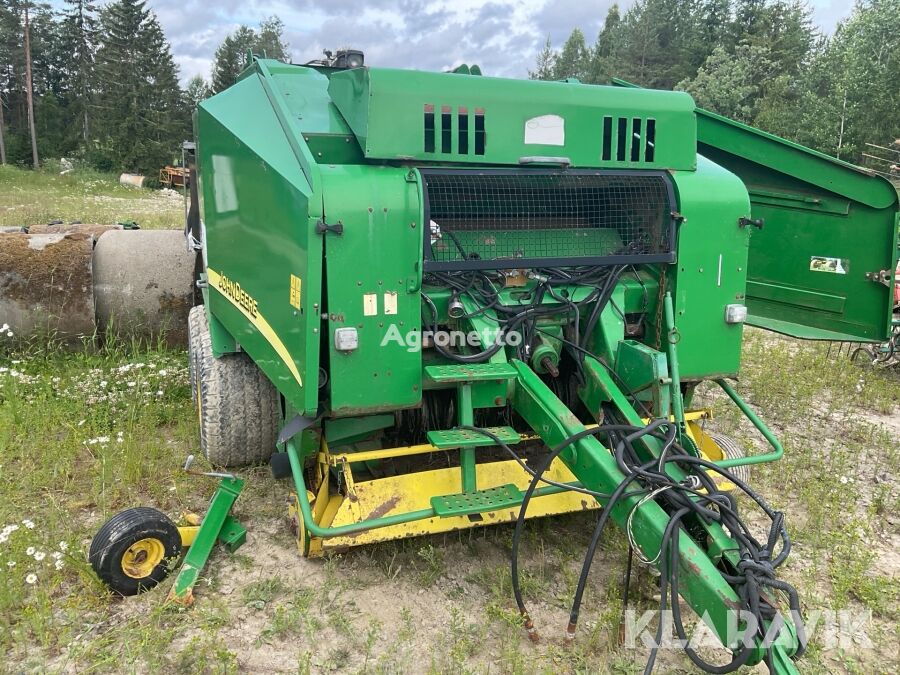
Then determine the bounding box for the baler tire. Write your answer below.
[89,507,182,596]
[707,431,750,487]
[188,305,280,467]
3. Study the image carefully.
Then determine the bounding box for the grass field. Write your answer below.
[0,165,183,230]
[1,168,898,673]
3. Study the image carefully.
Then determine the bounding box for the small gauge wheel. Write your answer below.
[89,507,182,596]
[707,432,751,487]
[288,493,313,557]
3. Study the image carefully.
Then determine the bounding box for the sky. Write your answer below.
[138,0,855,84]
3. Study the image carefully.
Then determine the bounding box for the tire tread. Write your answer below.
[188,305,279,467]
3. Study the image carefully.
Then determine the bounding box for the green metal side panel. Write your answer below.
[669,157,751,378]
[328,68,697,170]
[320,166,423,415]
[263,61,366,165]
[197,72,322,416]
[265,62,354,136]
[698,139,899,342]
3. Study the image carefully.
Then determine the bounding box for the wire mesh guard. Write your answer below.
[423,171,674,270]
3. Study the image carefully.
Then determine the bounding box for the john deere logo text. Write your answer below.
[218,275,258,318]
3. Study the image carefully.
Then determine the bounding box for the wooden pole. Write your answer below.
[23,2,39,169]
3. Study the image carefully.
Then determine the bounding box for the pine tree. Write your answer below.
[596,4,622,60]
[585,4,624,84]
[676,43,774,123]
[614,0,702,89]
[58,0,97,147]
[93,0,183,173]
[255,16,288,60]
[185,75,210,110]
[210,17,289,93]
[211,26,255,93]
[528,36,556,80]
[689,0,731,71]
[553,28,589,80]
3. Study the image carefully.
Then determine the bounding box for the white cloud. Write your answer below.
[57,1,855,84]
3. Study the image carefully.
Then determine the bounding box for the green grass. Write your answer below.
[0,164,183,230]
[2,329,898,672]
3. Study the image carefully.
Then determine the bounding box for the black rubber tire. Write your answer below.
[708,431,751,486]
[89,507,182,596]
[188,305,280,467]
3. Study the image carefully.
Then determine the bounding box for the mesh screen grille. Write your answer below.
[422,170,674,271]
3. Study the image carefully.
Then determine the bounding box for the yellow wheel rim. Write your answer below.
[121,538,165,579]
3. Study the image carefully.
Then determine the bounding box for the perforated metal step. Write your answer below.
[431,484,523,517]
[426,426,520,450]
[424,363,518,383]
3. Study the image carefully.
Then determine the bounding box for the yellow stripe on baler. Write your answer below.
[206,267,303,386]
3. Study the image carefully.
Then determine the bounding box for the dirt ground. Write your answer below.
[2,328,896,674]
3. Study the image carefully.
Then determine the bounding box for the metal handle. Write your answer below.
[184,454,236,480]
[738,216,764,230]
[518,156,571,167]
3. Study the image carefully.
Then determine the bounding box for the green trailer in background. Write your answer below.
[90,53,898,674]
[614,77,900,343]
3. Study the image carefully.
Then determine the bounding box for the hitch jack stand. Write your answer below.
[167,476,246,605]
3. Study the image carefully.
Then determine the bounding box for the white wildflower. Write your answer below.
[26,546,35,556]
[52,551,62,560]
[7,561,15,568]
[157,369,167,376]
[55,559,64,571]
[33,551,45,562]
[58,541,68,551]
[22,520,34,529]
[126,381,136,388]
[839,475,848,484]
[25,573,37,584]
